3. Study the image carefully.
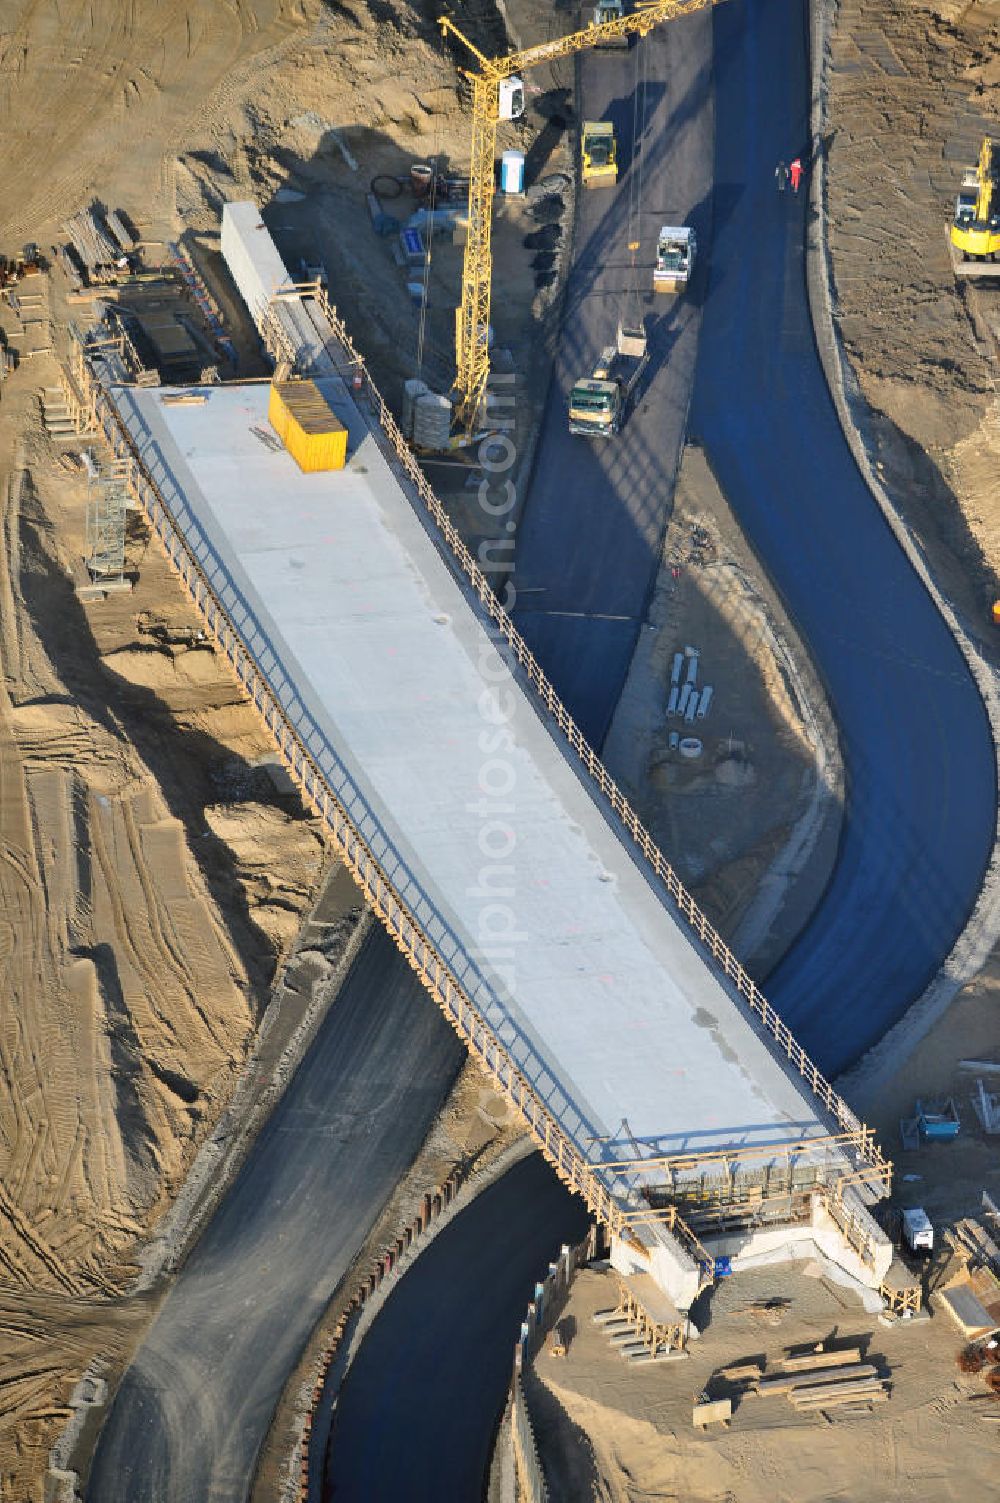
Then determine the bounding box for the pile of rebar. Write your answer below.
[63,203,122,281]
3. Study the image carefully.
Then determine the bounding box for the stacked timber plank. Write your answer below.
[752,1345,890,1412]
[948,1216,1000,1273]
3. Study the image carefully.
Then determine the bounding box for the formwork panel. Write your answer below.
[268,380,347,472]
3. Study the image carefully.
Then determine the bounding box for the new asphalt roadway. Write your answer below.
[513,11,713,749]
[514,0,995,1071]
[84,928,463,1502]
[689,0,994,1072]
[324,0,995,1496]
[89,0,997,1498]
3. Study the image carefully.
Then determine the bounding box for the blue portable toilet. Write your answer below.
[500,150,525,195]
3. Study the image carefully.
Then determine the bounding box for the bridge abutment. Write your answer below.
[612,1190,892,1315]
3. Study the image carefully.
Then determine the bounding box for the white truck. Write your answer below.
[568,324,649,438]
[654,225,696,293]
[901,1207,934,1258]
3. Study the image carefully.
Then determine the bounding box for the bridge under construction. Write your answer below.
[64,202,894,1314]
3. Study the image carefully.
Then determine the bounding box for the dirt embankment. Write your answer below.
[825,0,1000,627]
[605,445,843,975]
[0,4,354,1493]
[0,338,343,1498]
[0,0,574,1489]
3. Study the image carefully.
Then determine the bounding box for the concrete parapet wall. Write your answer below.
[611,1230,702,1313]
[700,1193,892,1297]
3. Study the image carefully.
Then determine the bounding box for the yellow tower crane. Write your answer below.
[440,0,727,434]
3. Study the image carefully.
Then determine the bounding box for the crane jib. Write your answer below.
[441,0,731,433]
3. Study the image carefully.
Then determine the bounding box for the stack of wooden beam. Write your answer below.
[105,209,136,255]
[752,1347,889,1411]
[948,1217,1000,1273]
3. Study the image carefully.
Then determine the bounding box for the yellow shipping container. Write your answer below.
[267,379,347,472]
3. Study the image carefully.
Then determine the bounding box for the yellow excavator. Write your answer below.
[951,137,1000,261]
[581,121,618,188]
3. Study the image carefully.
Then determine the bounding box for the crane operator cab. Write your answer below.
[581,121,618,188]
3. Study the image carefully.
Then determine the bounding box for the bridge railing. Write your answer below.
[73,338,719,1290]
[303,286,890,1197]
[70,294,887,1282]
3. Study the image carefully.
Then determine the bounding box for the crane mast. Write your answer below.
[441,0,723,432]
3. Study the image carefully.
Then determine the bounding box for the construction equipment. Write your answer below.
[901,1207,934,1258]
[439,0,728,431]
[569,322,649,437]
[370,165,469,203]
[591,0,631,48]
[916,1096,960,1141]
[951,138,1000,262]
[654,225,695,291]
[581,121,618,188]
[0,244,46,291]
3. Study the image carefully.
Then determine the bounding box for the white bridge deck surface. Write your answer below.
[110,375,849,1198]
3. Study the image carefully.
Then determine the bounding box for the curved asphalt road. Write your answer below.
[515,0,995,1070]
[322,1154,589,1502]
[323,0,995,1497]
[690,0,994,1071]
[85,928,463,1502]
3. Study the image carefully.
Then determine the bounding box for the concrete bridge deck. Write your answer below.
[75,206,890,1300]
[112,373,842,1168]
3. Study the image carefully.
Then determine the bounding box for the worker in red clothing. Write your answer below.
[789,157,804,194]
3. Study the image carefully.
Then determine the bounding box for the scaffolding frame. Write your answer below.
[85,459,128,587]
[66,321,891,1288]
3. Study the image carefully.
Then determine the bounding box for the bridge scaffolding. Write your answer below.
[63,234,892,1306]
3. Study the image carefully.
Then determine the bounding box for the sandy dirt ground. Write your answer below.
[0,325,342,1494]
[0,0,579,1490]
[0,2,311,249]
[528,1259,1000,1503]
[0,5,348,1493]
[0,0,996,1495]
[604,444,843,976]
[825,0,1000,629]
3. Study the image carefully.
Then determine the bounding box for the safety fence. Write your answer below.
[302,283,890,1195]
[292,1168,465,1502]
[507,1226,601,1503]
[512,1375,548,1503]
[69,337,720,1284]
[611,1129,890,1220]
[66,307,887,1283]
